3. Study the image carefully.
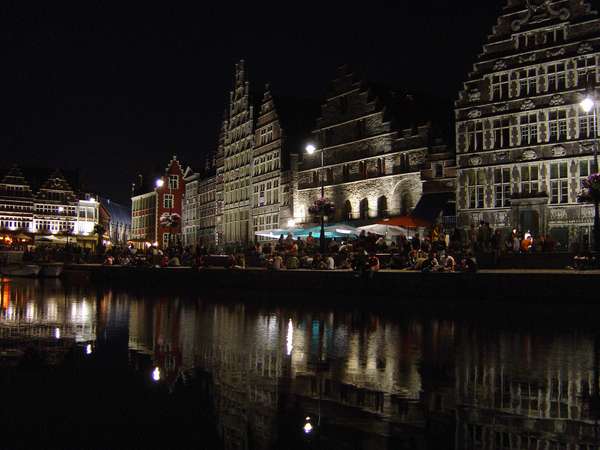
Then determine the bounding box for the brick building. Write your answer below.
[131,156,185,249]
[455,0,600,249]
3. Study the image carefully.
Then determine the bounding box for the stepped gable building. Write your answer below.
[455,0,600,248]
[214,112,226,245]
[131,155,185,249]
[295,65,451,225]
[221,60,254,244]
[252,85,317,238]
[0,165,99,245]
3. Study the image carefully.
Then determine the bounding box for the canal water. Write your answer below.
[0,277,599,449]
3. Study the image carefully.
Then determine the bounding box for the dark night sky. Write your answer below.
[0,1,506,203]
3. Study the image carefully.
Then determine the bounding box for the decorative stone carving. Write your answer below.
[549,95,565,106]
[551,145,566,157]
[550,208,568,221]
[511,0,571,31]
[467,109,482,119]
[546,48,565,58]
[521,99,536,110]
[522,150,538,160]
[468,89,481,102]
[408,152,426,166]
[469,156,483,166]
[578,42,593,54]
[493,59,508,71]
[579,143,594,153]
[495,152,509,162]
[493,103,509,113]
[518,54,537,63]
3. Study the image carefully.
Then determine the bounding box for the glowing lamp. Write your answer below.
[85,344,92,355]
[303,417,313,434]
[581,96,595,113]
[305,144,316,154]
[55,328,61,339]
[155,179,165,188]
[152,367,161,381]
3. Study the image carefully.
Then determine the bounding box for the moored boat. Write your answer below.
[39,263,64,278]
[0,264,41,277]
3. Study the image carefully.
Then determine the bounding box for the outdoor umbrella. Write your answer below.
[357,223,407,237]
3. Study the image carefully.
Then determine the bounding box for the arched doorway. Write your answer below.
[343,200,352,220]
[359,198,369,219]
[377,196,388,218]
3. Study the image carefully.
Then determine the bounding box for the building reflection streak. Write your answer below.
[3,280,600,449]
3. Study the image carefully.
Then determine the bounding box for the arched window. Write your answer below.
[377,196,388,218]
[343,200,352,220]
[359,198,369,219]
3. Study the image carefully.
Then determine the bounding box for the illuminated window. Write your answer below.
[492,117,511,148]
[579,109,598,139]
[521,165,540,195]
[550,162,569,204]
[168,175,179,190]
[547,63,566,92]
[519,68,537,96]
[549,110,568,142]
[492,73,509,100]
[164,194,174,209]
[494,168,511,207]
[520,113,538,145]
[466,121,484,151]
[467,170,485,209]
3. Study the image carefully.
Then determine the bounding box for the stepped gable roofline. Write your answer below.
[271,94,320,160]
[1,164,31,188]
[0,166,81,194]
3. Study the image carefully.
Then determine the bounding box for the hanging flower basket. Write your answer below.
[578,173,600,203]
[160,212,181,228]
[308,198,335,217]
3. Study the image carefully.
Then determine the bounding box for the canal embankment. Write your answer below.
[61,264,600,305]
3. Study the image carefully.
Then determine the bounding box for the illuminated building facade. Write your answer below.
[295,66,452,225]
[131,156,185,249]
[456,0,600,248]
[0,165,99,245]
[182,167,217,248]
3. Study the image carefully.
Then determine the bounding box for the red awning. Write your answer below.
[377,216,430,228]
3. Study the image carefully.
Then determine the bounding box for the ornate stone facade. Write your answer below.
[455,0,600,249]
[295,66,440,224]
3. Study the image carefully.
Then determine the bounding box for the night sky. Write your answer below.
[1,1,505,203]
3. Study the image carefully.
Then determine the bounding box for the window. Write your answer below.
[468,170,485,209]
[519,68,537,96]
[520,113,538,145]
[579,109,598,139]
[547,63,566,92]
[164,194,174,209]
[492,73,509,100]
[577,55,597,87]
[434,164,443,178]
[260,125,273,145]
[494,168,511,207]
[168,175,179,190]
[467,121,484,151]
[549,110,568,142]
[542,27,566,45]
[580,159,594,187]
[356,119,366,138]
[521,165,540,195]
[493,117,511,148]
[550,162,569,204]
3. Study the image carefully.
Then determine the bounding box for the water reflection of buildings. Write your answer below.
[455,328,599,449]
[0,278,96,343]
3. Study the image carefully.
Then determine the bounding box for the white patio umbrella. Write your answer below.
[357,223,407,237]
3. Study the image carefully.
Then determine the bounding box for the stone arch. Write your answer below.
[392,178,419,216]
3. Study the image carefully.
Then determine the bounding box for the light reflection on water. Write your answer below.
[0,277,599,449]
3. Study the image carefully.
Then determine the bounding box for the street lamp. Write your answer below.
[306,143,326,254]
[580,94,600,252]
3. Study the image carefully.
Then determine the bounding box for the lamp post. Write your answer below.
[306,144,326,254]
[156,178,173,249]
[580,94,600,253]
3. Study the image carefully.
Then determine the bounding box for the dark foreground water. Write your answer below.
[0,278,599,449]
